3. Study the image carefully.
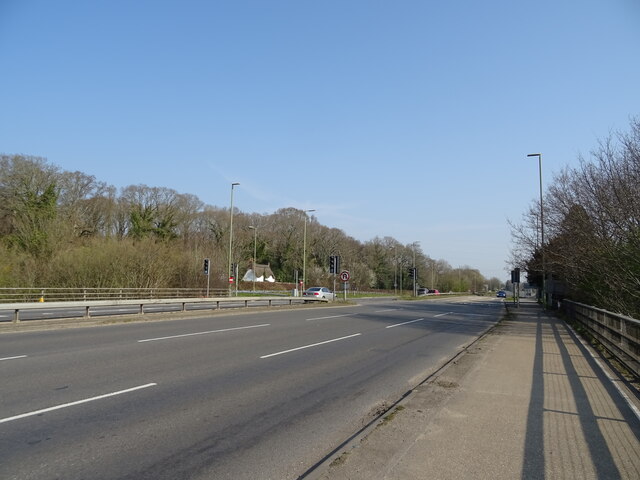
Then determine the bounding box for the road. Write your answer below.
[0,296,504,479]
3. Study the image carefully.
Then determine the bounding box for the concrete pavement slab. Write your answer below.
[313,300,640,480]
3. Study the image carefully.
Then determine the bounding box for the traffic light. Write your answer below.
[329,255,340,274]
[511,268,520,283]
[408,267,416,278]
[203,258,210,276]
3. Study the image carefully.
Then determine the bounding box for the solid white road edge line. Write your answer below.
[0,383,157,424]
[138,323,270,343]
[386,318,425,328]
[260,333,362,359]
[0,355,27,361]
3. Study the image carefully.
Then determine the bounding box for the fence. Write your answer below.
[0,287,229,303]
[562,300,640,378]
[0,296,322,324]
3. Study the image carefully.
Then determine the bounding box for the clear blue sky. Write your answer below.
[1,0,639,281]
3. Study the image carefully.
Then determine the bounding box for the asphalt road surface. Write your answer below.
[1,296,505,479]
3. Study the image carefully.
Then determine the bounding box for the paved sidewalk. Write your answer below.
[313,299,640,479]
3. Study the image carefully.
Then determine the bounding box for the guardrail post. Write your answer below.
[139,304,144,315]
[13,309,20,323]
[85,306,90,319]
[182,302,186,312]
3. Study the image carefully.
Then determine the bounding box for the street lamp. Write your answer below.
[228,182,240,296]
[394,246,398,297]
[302,209,316,292]
[527,153,545,307]
[248,225,257,293]
[412,241,420,296]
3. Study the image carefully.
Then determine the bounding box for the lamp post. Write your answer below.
[394,246,398,297]
[412,241,420,296]
[527,153,545,308]
[228,182,240,296]
[302,209,315,292]
[248,225,257,293]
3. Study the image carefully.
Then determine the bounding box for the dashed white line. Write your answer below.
[0,383,157,424]
[260,333,362,359]
[386,318,426,329]
[435,312,454,317]
[374,309,398,313]
[138,323,270,343]
[0,355,27,362]
[306,314,353,321]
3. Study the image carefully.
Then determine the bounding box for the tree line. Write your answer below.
[510,117,640,318]
[0,154,500,293]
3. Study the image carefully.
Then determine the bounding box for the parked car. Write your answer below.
[303,287,335,301]
[497,290,507,298]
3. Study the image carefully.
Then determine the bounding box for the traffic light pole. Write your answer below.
[204,258,210,297]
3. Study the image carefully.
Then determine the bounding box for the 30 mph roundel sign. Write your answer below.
[339,270,350,282]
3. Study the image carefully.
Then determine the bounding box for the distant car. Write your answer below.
[417,288,440,296]
[497,290,507,298]
[303,287,335,301]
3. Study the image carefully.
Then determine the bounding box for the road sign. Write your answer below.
[340,270,350,282]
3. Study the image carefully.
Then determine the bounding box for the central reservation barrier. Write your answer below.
[2,296,326,324]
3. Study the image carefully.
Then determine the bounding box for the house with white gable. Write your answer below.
[242,262,276,283]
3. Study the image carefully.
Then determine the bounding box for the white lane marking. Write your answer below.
[260,333,362,359]
[138,323,270,343]
[374,309,398,313]
[0,355,27,362]
[306,314,353,321]
[386,318,425,329]
[435,312,453,317]
[0,383,157,424]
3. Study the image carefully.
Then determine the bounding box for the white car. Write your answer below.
[303,287,335,301]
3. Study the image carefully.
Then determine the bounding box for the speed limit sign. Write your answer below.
[340,270,350,282]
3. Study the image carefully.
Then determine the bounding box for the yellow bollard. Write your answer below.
[39,296,44,302]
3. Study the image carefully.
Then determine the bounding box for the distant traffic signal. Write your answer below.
[511,268,520,283]
[329,255,340,274]
[203,258,210,276]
